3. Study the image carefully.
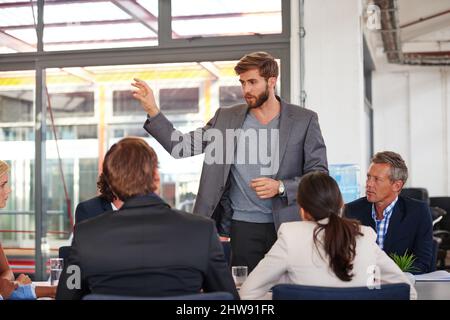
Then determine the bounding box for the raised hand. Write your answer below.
[131,78,160,117]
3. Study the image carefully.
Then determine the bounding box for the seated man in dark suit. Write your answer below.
[345,151,433,274]
[74,196,115,224]
[56,137,238,299]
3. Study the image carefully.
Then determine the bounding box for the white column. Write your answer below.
[304,0,367,187]
[290,0,301,105]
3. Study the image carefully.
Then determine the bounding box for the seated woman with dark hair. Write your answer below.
[0,160,56,300]
[239,171,417,300]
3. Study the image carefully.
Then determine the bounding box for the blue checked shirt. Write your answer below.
[371,197,398,250]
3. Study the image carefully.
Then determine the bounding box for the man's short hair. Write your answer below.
[371,151,408,184]
[234,51,279,79]
[97,137,158,202]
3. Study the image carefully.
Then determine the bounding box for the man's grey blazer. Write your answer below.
[144,98,328,236]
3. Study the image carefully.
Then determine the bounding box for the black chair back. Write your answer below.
[82,291,235,300]
[271,283,410,300]
[400,188,429,204]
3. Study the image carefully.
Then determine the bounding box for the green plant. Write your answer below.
[389,250,420,273]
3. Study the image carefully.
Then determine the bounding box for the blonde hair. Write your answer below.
[0,160,9,178]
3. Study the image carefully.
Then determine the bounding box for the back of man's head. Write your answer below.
[99,137,158,201]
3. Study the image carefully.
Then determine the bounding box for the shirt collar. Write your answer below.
[371,196,398,221]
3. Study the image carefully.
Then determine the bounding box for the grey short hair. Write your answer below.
[371,151,408,184]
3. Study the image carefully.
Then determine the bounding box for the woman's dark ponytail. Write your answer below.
[298,172,362,282]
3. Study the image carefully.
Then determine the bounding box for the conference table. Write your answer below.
[415,281,450,300]
[33,275,450,300]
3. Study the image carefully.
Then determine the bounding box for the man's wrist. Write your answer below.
[278,180,286,197]
[146,110,161,120]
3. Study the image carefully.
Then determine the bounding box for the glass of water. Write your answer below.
[231,266,248,288]
[49,258,63,286]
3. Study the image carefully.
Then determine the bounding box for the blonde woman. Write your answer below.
[0,160,55,299]
[0,160,13,283]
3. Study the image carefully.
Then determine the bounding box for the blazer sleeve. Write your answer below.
[282,112,328,205]
[239,225,290,299]
[369,229,418,300]
[411,203,433,274]
[55,227,89,300]
[143,108,220,159]
[202,223,240,300]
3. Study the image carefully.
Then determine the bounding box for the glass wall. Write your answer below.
[0,70,36,275]
[171,0,282,38]
[0,0,290,280]
[0,0,159,53]
[41,61,253,253]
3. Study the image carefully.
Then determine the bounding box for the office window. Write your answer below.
[46,125,97,140]
[159,87,199,113]
[48,92,94,118]
[112,90,147,117]
[0,90,33,122]
[109,125,148,139]
[0,0,37,53]
[0,70,36,275]
[219,86,244,108]
[78,158,98,204]
[0,127,34,141]
[171,0,282,38]
[0,0,159,53]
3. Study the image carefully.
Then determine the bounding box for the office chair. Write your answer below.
[430,197,450,269]
[399,187,444,271]
[400,187,429,204]
[271,283,410,300]
[82,291,235,300]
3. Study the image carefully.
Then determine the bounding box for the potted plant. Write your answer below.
[389,250,419,284]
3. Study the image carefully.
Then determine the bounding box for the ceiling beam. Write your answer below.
[403,41,450,53]
[110,0,158,34]
[1,19,135,30]
[401,10,450,41]
[0,30,35,52]
[61,67,96,83]
[0,0,105,8]
[198,62,220,80]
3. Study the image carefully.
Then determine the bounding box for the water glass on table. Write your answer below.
[232,266,248,288]
[49,258,63,286]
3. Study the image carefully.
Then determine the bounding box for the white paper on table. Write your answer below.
[414,270,450,282]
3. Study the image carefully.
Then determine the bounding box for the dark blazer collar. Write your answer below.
[383,196,406,251]
[359,198,376,230]
[120,193,170,210]
[100,197,113,211]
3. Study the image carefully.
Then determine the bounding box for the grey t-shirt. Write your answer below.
[229,112,280,223]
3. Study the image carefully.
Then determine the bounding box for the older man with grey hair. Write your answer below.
[345,151,433,274]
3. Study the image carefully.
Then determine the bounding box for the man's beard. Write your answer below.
[245,84,269,109]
